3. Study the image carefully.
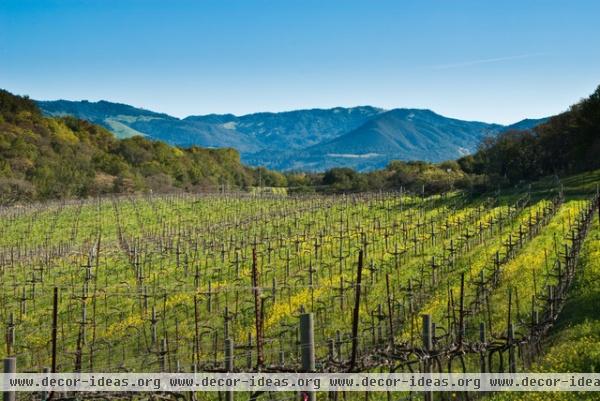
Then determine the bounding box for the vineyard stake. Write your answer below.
[300,313,315,401]
[349,250,364,372]
[3,357,16,401]
[385,274,394,346]
[479,323,486,373]
[251,249,264,369]
[41,367,49,401]
[51,287,58,373]
[194,295,200,369]
[508,323,516,374]
[422,314,433,401]
[458,273,465,346]
[224,338,234,401]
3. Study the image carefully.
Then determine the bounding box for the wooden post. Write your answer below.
[349,250,364,372]
[159,338,167,372]
[246,334,252,370]
[508,323,516,373]
[300,313,315,401]
[385,274,394,346]
[41,367,50,401]
[193,295,200,369]
[479,323,486,373]
[422,314,432,352]
[51,287,58,373]
[6,313,14,357]
[335,330,342,360]
[251,249,264,368]
[547,286,554,320]
[3,357,16,401]
[225,338,234,371]
[150,306,158,346]
[422,314,433,401]
[224,338,234,401]
[458,273,465,345]
[327,339,335,361]
[300,314,315,371]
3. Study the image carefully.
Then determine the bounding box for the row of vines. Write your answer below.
[0,187,597,400]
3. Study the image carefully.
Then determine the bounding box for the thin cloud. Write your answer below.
[432,53,546,70]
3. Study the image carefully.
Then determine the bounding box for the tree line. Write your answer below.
[459,84,600,185]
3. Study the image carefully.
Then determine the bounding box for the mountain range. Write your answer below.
[37,99,548,171]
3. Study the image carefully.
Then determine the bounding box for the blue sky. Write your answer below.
[1,0,599,124]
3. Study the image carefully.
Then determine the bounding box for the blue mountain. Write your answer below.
[37,99,547,171]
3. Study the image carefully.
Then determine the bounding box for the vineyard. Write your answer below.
[0,182,598,401]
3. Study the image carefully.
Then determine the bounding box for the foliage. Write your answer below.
[464,85,600,184]
[0,89,285,204]
[310,160,470,194]
[313,84,600,195]
[487,215,600,401]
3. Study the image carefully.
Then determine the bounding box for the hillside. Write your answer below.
[488,210,600,401]
[503,117,549,131]
[38,99,261,152]
[38,99,548,171]
[39,100,382,156]
[185,106,383,150]
[267,109,501,171]
[310,84,600,194]
[461,84,600,185]
[0,89,284,204]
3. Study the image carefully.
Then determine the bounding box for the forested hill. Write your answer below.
[460,84,600,184]
[0,89,285,204]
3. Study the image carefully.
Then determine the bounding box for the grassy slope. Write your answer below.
[103,117,148,138]
[508,169,600,200]
[489,212,600,401]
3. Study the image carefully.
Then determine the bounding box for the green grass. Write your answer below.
[488,213,600,401]
[508,169,600,200]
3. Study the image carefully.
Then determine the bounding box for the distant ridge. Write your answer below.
[38,99,548,171]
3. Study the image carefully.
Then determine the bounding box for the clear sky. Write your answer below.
[1,0,599,124]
